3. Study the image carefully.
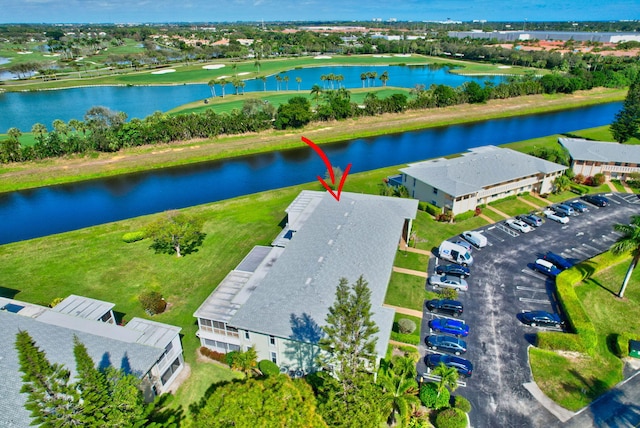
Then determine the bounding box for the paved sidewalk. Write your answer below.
[479,213,496,224]
[389,339,418,349]
[518,196,544,210]
[383,304,423,318]
[392,266,428,278]
[529,192,553,206]
[398,244,432,256]
[621,181,634,193]
[484,205,510,219]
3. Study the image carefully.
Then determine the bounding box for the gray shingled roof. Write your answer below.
[400,146,567,197]
[0,310,165,428]
[559,137,640,164]
[229,191,418,359]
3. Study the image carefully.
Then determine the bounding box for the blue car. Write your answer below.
[532,259,562,278]
[429,318,470,338]
[568,200,589,213]
[426,335,467,355]
[544,252,572,270]
[425,354,473,378]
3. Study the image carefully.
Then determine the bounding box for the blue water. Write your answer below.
[0,64,501,132]
[0,102,621,245]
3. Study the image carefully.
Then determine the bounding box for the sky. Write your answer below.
[1,0,638,24]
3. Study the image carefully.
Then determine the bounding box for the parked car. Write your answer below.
[435,264,470,278]
[425,354,473,378]
[517,213,543,227]
[532,258,562,278]
[521,310,564,328]
[581,194,610,207]
[426,335,467,355]
[428,275,469,292]
[439,241,474,266]
[425,299,464,317]
[505,218,533,233]
[461,230,488,248]
[543,251,572,270]
[429,318,469,337]
[553,204,576,216]
[454,240,473,253]
[543,209,570,224]
[568,200,589,213]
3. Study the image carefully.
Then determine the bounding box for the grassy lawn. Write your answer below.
[530,258,640,411]
[410,211,488,253]
[479,207,506,222]
[172,360,242,412]
[384,272,432,311]
[488,197,538,217]
[392,312,422,342]
[519,193,549,208]
[393,250,429,272]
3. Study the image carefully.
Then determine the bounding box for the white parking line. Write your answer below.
[519,297,553,304]
[516,286,548,293]
[570,247,591,257]
[521,269,548,280]
[601,234,617,242]
[421,369,467,387]
[582,243,601,252]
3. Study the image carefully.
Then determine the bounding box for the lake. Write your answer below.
[0,64,502,132]
[0,101,621,245]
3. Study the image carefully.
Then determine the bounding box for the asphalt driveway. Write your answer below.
[417,193,640,427]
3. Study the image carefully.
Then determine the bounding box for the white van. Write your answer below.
[438,241,474,266]
[461,230,488,248]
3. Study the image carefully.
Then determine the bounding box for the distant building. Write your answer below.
[0,295,184,427]
[194,191,418,373]
[559,137,640,181]
[399,146,566,215]
[448,30,640,44]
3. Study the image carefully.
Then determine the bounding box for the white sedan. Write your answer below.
[543,209,570,224]
[505,218,533,233]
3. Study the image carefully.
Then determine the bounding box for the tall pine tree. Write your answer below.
[15,330,82,427]
[611,76,640,143]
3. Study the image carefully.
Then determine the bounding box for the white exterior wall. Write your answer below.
[239,330,321,373]
[572,160,640,181]
[402,173,467,213]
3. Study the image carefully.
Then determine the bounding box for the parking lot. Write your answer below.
[417,193,640,427]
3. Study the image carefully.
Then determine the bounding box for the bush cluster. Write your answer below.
[200,347,228,364]
[454,395,472,413]
[422,202,441,217]
[138,290,167,315]
[390,331,420,346]
[453,210,475,222]
[122,231,146,243]
[434,408,467,428]
[439,288,459,300]
[258,359,280,376]
[397,318,417,334]
[419,382,450,410]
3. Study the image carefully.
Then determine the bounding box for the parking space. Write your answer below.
[416,193,640,427]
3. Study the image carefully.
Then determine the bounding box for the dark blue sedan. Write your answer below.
[532,259,562,278]
[544,252,572,270]
[429,318,470,337]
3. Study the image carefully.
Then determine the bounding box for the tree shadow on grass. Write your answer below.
[0,286,20,299]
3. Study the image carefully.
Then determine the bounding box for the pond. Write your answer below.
[0,64,502,132]
[0,101,621,245]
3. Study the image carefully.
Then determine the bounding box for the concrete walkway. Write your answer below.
[621,181,634,193]
[518,196,545,210]
[484,205,510,219]
[398,245,433,256]
[529,192,553,206]
[478,213,496,224]
[392,266,428,278]
[384,304,423,318]
[389,339,418,349]
[606,181,619,192]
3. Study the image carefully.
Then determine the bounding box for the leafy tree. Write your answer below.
[610,76,640,143]
[380,70,389,87]
[553,174,571,193]
[191,375,327,427]
[432,362,459,398]
[310,84,323,108]
[274,96,312,129]
[15,331,80,427]
[611,215,640,298]
[318,275,379,398]
[230,346,258,378]
[145,210,205,257]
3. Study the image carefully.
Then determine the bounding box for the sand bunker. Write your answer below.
[151,69,176,74]
[203,64,225,70]
[314,55,332,59]
[237,72,250,76]
[498,65,512,69]
[217,75,230,79]
[394,54,411,57]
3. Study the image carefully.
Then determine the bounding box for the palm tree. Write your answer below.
[31,123,47,139]
[320,74,327,89]
[254,60,261,73]
[380,70,389,87]
[611,215,640,298]
[432,362,459,398]
[370,71,378,87]
[283,75,290,91]
[295,76,302,91]
[207,79,217,98]
[360,72,367,88]
[239,80,246,95]
[275,74,282,91]
[232,63,238,76]
[335,74,344,89]
[310,84,323,108]
[327,73,336,89]
[378,370,420,427]
[261,76,267,92]
[218,78,228,98]
[231,78,241,95]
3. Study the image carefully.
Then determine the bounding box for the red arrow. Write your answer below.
[301,136,352,201]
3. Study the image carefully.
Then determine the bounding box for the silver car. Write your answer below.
[428,274,469,292]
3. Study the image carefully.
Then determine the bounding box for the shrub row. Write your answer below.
[258,359,280,376]
[200,347,228,364]
[122,231,146,243]
[536,331,585,353]
[453,210,475,222]
[390,331,420,346]
[422,202,441,217]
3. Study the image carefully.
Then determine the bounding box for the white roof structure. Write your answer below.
[400,145,567,197]
[559,137,640,164]
[51,294,114,320]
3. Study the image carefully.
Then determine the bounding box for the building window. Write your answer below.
[433,188,438,194]
[160,357,181,385]
[269,335,276,346]
[199,319,239,338]
[413,178,416,186]
[245,331,250,340]
[270,352,277,364]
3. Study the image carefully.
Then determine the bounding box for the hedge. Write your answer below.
[419,382,450,410]
[454,395,471,413]
[390,331,420,346]
[615,333,638,358]
[122,231,146,243]
[435,408,467,428]
[489,195,518,205]
[536,331,585,353]
[200,347,228,364]
[258,359,280,376]
[453,210,475,222]
[397,318,417,334]
[423,202,441,217]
